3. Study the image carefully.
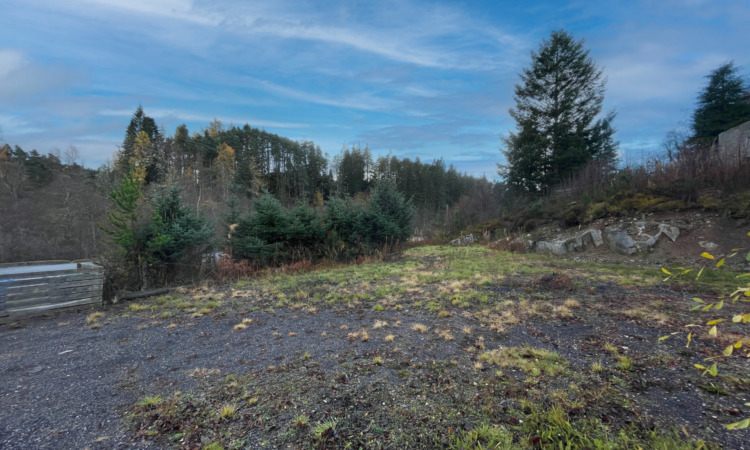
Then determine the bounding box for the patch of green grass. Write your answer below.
[480,346,568,377]
[451,423,513,449]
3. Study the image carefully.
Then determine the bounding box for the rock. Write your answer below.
[699,241,718,250]
[449,234,476,246]
[536,240,568,255]
[535,229,603,255]
[658,224,680,241]
[605,227,637,255]
[581,229,604,247]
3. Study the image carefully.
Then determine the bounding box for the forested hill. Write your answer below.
[0,107,502,264]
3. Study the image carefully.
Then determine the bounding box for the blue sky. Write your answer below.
[1,0,748,178]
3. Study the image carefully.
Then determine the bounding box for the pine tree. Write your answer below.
[118,106,160,176]
[499,30,618,195]
[691,62,750,142]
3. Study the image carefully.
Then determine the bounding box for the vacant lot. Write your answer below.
[1,246,749,449]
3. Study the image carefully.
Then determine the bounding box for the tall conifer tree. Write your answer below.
[499,30,618,194]
[691,62,750,142]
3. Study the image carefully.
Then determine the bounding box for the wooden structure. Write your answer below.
[0,261,103,322]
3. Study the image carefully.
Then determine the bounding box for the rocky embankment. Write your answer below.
[452,212,750,269]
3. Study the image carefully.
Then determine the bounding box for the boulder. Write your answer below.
[658,224,680,241]
[536,240,568,255]
[535,229,604,255]
[449,234,476,246]
[605,227,637,255]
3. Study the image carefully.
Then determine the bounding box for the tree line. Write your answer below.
[1,111,502,293]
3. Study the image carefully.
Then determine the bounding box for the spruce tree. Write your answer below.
[691,62,750,142]
[499,30,618,195]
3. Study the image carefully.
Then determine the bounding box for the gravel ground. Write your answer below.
[0,306,469,449]
[2,271,749,448]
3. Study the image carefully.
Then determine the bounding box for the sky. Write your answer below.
[1,0,748,178]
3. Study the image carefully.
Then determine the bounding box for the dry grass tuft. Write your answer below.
[564,298,581,308]
[234,323,247,331]
[373,320,388,329]
[86,311,104,325]
[384,334,395,342]
[554,305,573,318]
[412,323,429,333]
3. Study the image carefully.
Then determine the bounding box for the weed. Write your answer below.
[699,383,730,396]
[591,361,603,373]
[373,356,383,365]
[129,303,148,312]
[311,418,339,440]
[617,355,634,372]
[292,414,309,427]
[219,403,237,419]
[204,442,224,450]
[138,395,163,408]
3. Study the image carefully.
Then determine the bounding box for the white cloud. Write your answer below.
[79,0,221,25]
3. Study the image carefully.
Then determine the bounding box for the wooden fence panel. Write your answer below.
[0,261,103,321]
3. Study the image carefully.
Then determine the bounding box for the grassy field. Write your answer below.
[113,246,749,449]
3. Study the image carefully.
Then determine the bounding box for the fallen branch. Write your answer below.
[114,287,172,303]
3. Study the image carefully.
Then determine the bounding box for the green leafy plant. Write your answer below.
[661,237,750,430]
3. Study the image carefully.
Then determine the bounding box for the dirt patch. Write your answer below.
[1,246,749,448]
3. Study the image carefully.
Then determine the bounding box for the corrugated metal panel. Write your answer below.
[0,261,103,321]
